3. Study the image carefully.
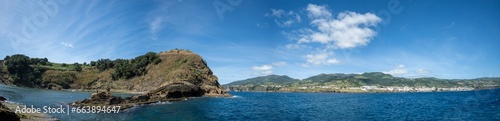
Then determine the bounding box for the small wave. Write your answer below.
[231,95,241,98]
[152,101,173,105]
[5,100,24,105]
[122,105,140,112]
[55,101,71,106]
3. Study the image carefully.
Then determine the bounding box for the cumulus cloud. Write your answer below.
[149,16,163,40]
[299,5,382,49]
[252,64,273,76]
[276,4,381,68]
[252,61,287,76]
[384,64,409,75]
[306,4,332,18]
[302,51,339,67]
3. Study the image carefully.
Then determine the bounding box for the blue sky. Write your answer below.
[1,0,499,84]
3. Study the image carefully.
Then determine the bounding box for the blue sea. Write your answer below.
[0,84,499,121]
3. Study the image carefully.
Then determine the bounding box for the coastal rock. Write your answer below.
[0,101,21,121]
[0,96,6,101]
[148,82,203,99]
[76,90,123,105]
[73,82,227,109]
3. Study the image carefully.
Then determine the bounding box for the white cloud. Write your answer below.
[274,19,295,27]
[60,42,74,48]
[267,9,301,27]
[251,61,287,76]
[416,69,430,75]
[283,20,294,26]
[149,16,163,40]
[303,51,339,67]
[385,69,408,75]
[277,4,381,68]
[299,9,382,49]
[270,9,285,17]
[284,43,312,50]
[272,61,287,66]
[252,64,273,76]
[306,4,332,18]
[384,64,408,75]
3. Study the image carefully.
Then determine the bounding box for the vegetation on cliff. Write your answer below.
[0,52,160,90]
[0,49,227,96]
[224,72,500,92]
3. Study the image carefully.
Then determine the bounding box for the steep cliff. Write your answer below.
[127,50,227,95]
[73,50,230,109]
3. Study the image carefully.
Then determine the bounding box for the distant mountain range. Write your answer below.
[224,75,299,86]
[223,72,500,92]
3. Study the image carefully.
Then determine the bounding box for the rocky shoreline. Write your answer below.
[73,82,231,110]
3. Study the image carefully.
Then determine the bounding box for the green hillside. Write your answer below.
[225,75,299,86]
[224,72,500,92]
[0,49,226,93]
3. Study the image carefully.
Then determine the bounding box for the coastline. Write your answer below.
[225,87,499,94]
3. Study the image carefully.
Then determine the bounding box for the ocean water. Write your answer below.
[0,84,499,121]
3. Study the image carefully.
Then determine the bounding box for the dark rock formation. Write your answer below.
[149,82,204,99]
[0,96,6,101]
[73,82,229,109]
[0,101,21,121]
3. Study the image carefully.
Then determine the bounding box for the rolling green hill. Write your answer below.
[225,75,299,86]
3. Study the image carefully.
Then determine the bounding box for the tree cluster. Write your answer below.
[29,57,49,65]
[86,52,161,80]
[91,59,113,71]
[73,63,82,72]
[3,54,44,86]
[111,52,161,80]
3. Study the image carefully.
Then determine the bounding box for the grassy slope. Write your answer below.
[138,50,220,91]
[0,49,219,93]
[35,50,219,92]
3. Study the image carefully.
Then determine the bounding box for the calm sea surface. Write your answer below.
[0,84,499,121]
